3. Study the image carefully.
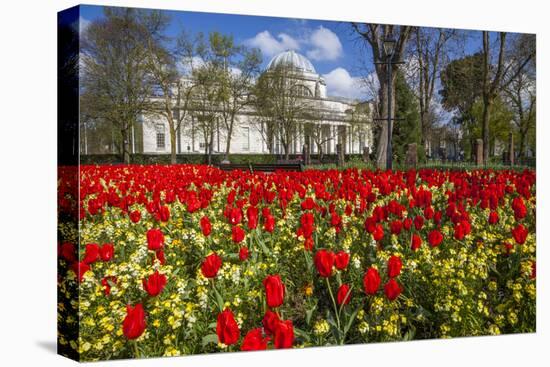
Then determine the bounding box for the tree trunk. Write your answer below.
[224,119,233,161]
[169,125,177,164]
[375,71,396,169]
[481,97,492,164]
[121,124,131,164]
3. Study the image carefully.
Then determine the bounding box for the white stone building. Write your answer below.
[137,50,373,157]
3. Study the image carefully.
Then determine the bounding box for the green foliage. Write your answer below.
[469,96,515,154]
[440,53,484,116]
[392,71,421,163]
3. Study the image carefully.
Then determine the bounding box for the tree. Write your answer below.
[208,33,262,161]
[480,31,534,163]
[470,96,514,158]
[439,53,484,159]
[351,23,413,169]
[190,49,222,165]
[408,28,457,150]
[252,64,312,160]
[502,34,536,159]
[392,71,421,163]
[81,7,165,164]
[144,29,198,164]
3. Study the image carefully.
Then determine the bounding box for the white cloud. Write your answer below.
[79,17,91,33]
[245,31,300,58]
[306,26,343,61]
[323,67,363,99]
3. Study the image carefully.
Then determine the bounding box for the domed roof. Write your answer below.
[266,50,316,74]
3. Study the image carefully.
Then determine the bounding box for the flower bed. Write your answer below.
[57,165,536,361]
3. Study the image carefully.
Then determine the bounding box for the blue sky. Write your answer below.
[79,4,489,102]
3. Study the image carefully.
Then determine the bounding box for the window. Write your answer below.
[242,127,250,151]
[292,84,312,97]
[155,124,165,150]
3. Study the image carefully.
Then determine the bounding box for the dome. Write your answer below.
[266,50,316,74]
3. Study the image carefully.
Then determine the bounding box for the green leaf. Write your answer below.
[202,334,219,347]
[344,306,361,335]
[306,304,317,325]
[293,327,311,342]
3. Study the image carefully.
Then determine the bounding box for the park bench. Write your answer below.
[217,162,304,173]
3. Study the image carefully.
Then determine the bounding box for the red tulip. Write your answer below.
[414,215,424,230]
[387,255,402,278]
[241,328,269,351]
[337,283,352,305]
[70,261,90,283]
[216,308,240,345]
[201,253,222,278]
[146,228,164,251]
[488,211,499,225]
[247,206,259,230]
[101,276,117,296]
[428,229,443,247]
[232,226,245,243]
[273,319,294,349]
[303,236,314,251]
[82,243,100,264]
[100,243,114,262]
[122,303,146,340]
[159,205,170,222]
[512,224,528,244]
[129,210,141,223]
[314,249,335,277]
[263,275,285,308]
[142,270,167,297]
[264,214,275,233]
[390,220,403,235]
[200,216,212,237]
[155,249,165,265]
[239,246,249,261]
[59,242,76,262]
[227,207,243,225]
[372,223,384,241]
[411,234,422,251]
[262,309,280,335]
[335,251,350,270]
[384,279,402,301]
[363,267,381,295]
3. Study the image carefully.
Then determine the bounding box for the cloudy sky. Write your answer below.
[80,5,373,99]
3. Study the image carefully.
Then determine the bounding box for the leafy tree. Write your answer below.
[439,53,484,159]
[392,71,421,163]
[467,96,514,158]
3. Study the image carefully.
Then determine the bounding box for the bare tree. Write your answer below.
[81,8,165,163]
[252,64,312,160]
[144,30,200,164]
[503,68,536,159]
[407,28,457,150]
[351,23,413,169]
[209,33,262,161]
[480,31,534,163]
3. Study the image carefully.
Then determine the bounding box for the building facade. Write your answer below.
[136,50,373,157]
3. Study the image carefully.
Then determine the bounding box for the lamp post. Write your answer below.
[383,36,397,170]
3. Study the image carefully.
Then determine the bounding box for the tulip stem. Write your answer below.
[133,340,140,358]
[325,277,342,344]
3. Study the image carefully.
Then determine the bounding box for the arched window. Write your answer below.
[292,84,312,97]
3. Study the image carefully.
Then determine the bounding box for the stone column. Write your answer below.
[508,132,515,166]
[406,143,418,168]
[475,139,484,166]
